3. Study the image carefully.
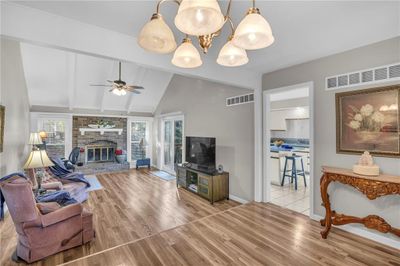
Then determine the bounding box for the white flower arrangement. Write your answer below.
[347,104,386,132]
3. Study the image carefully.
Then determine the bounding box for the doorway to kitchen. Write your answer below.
[263,82,314,217]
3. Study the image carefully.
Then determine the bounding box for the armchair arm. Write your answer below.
[40,204,82,227]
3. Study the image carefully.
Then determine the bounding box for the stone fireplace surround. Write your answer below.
[72,116,127,165]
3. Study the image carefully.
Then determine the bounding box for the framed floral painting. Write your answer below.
[336,85,400,157]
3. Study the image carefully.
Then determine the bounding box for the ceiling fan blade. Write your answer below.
[131,90,141,94]
[127,85,145,90]
[106,80,114,83]
[90,84,113,87]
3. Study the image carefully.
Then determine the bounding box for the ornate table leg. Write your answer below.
[320,173,332,239]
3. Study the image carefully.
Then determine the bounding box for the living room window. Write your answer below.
[39,119,66,158]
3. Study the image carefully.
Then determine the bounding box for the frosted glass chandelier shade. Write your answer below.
[172,38,202,68]
[217,40,248,67]
[138,14,177,54]
[233,10,275,50]
[174,0,225,36]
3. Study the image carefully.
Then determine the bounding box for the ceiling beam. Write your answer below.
[126,67,146,114]
[66,53,77,111]
[1,2,261,90]
[99,61,116,112]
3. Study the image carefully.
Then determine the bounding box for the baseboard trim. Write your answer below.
[310,213,400,249]
[229,194,249,204]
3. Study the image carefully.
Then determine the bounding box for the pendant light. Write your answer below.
[138,13,177,54]
[174,0,225,36]
[172,37,202,68]
[233,5,274,50]
[217,37,249,67]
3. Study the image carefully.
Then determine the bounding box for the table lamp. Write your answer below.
[39,131,48,150]
[23,149,54,191]
[28,132,43,150]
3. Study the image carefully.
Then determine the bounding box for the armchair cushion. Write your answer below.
[40,204,82,227]
[36,202,61,214]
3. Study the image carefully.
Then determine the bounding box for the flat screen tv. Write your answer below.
[185,136,216,172]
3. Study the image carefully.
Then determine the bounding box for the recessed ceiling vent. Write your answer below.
[326,62,400,90]
[226,93,254,107]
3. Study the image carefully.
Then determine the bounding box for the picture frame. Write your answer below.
[336,84,400,157]
[0,105,4,153]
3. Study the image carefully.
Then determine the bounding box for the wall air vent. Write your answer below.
[226,93,254,107]
[325,62,400,91]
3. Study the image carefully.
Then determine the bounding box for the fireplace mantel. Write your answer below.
[79,128,123,136]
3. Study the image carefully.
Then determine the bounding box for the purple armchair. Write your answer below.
[0,175,95,263]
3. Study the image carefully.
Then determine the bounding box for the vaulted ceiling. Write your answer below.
[2,0,399,101]
[20,43,173,113]
[13,0,400,74]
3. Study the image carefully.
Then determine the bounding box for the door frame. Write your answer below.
[262,81,315,218]
[160,114,185,175]
[127,116,153,168]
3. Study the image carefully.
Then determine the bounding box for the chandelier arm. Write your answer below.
[225,0,233,18]
[227,17,235,37]
[156,0,181,14]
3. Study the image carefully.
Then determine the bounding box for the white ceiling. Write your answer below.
[20,43,173,113]
[15,0,400,74]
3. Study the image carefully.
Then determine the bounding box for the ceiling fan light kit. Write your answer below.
[138,0,275,69]
[90,62,145,96]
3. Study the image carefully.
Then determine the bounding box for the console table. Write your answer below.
[320,166,400,239]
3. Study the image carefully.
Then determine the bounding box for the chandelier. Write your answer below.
[138,0,274,68]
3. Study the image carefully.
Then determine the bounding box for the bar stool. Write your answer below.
[281,154,306,190]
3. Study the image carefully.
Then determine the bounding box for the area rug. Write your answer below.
[85,175,104,192]
[151,171,176,181]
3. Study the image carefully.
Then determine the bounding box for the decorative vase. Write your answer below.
[355,131,382,142]
[115,154,127,164]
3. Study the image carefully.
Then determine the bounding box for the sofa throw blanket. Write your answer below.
[36,190,77,206]
[49,157,90,188]
[0,172,27,220]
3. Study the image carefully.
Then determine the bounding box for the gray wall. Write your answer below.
[263,37,400,240]
[0,38,31,176]
[154,75,254,201]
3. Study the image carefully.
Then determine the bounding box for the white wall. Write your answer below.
[263,37,400,243]
[153,75,254,202]
[0,38,31,176]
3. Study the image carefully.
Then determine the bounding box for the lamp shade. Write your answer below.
[172,38,202,68]
[138,14,177,54]
[23,150,54,169]
[217,40,249,67]
[28,133,43,145]
[232,9,275,50]
[174,0,224,36]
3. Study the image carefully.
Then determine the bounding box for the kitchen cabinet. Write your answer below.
[268,152,281,185]
[269,107,309,131]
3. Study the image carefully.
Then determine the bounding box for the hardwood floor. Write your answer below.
[0,169,239,266]
[1,169,399,266]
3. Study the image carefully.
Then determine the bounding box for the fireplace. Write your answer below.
[85,140,117,164]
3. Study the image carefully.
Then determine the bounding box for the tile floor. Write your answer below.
[271,175,310,215]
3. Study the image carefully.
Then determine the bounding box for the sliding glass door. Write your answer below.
[161,116,184,174]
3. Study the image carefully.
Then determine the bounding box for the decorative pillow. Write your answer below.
[37,202,61,214]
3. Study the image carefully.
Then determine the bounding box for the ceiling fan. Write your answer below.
[90,62,144,96]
